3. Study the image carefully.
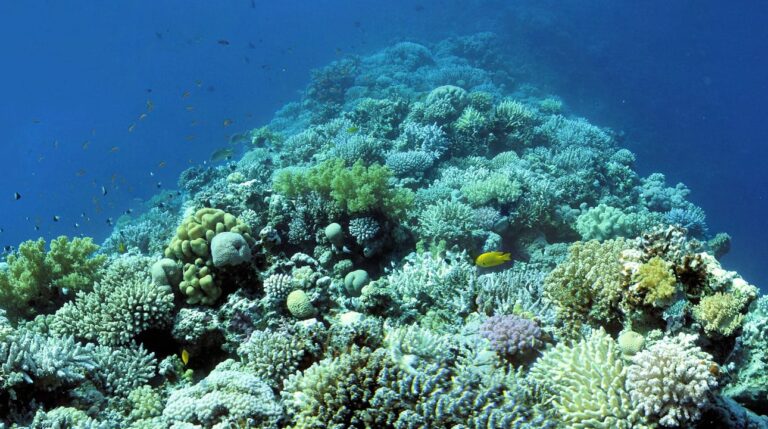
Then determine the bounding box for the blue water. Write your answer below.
[1,0,767,289]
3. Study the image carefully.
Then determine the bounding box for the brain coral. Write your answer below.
[626,333,718,427]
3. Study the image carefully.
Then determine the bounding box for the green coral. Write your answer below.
[692,291,748,337]
[461,171,523,207]
[164,208,254,305]
[530,329,652,429]
[630,256,677,307]
[273,159,414,218]
[544,239,630,335]
[575,204,643,241]
[0,236,105,319]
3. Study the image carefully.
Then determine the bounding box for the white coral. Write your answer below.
[626,333,718,427]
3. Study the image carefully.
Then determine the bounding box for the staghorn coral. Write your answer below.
[416,199,479,247]
[475,264,556,324]
[626,333,718,427]
[382,250,476,324]
[0,328,96,393]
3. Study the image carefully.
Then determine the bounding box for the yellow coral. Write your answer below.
[544,239,630,335]
[631,256,677,307]
[692,292,747,336]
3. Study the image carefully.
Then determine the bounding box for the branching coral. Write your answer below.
[163,360,282,428]
[626,333,718,427]
[692,291,748,337]
[529,329,652,428]
[544,239,630,334]
[627,256,678,308]
[50,254,174,346]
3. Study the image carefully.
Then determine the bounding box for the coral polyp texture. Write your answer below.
[1,32,767,428]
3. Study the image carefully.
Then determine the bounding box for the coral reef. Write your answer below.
[0,32,766,429]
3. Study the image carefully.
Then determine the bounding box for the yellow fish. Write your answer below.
[475,251,511,268]
[117,242,127,254]
[181,349,190,366]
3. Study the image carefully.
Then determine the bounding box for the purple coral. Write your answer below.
[480,315,543,357]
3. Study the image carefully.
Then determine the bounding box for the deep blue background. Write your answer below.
[1,1,766,288]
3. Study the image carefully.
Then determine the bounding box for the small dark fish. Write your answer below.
[249,42,256,49]
[207,85,215,92]
[34,225,40,231]
[250,0,255,8]
[223,119,233,127]
[210,147,234,162]
[101,186,108,196]
[81,212,87,218]
[0,227,3,233]
[182,90,191,98]
[125,209,133,215]
[244,56,250,64]
[155,32,163,40]
[53,215,61,222]
[82,141,90,150]
[229,133,247,144]
[217,39,230,46]
[74,223,80,228]
[13,192,21,200]
[156,182,163,188]
[157,202,166,209]
[32,118,41,124]
[158,161,166,168]
[106,218,113,226]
